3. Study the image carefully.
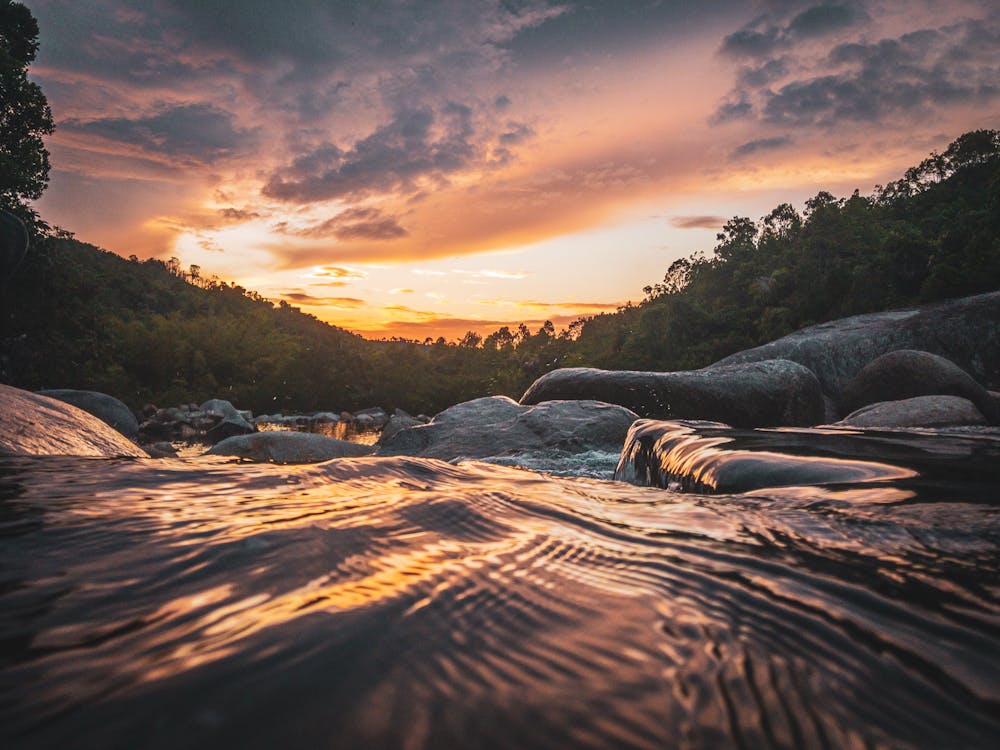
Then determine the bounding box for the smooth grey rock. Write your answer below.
[200,398,242,420]
[207,431,373,463]
[206,417,255,443]
[376,396,639,461]
[37,389,139,438]
[519,359,823,428]
[0,384,147,457]
[353,407,389,429]
[835,396,988,428]
[713,292,1000,401]
[377,409,423,445]
[841,350,997,423]
[614,419,909,493]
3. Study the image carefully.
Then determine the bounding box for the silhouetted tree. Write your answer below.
[0,1,54,232]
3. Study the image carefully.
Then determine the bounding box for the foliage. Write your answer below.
[0,1,54,234]
[2,131,998,415]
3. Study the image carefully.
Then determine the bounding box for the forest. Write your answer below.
[2,129,998,415]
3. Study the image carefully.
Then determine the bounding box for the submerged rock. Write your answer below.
[615,419,912,493]
[37,389,139,438]
[840,349,997,423]
[713,291,1000,402]
[520,359,823,428]
[207,431,373,463]
[0,384,147,457]
[835,395,988,429]
[376,396,639,461]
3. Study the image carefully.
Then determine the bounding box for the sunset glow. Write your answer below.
[26,0,1000,339]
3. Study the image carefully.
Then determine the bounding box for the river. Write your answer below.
[2,427,999,749]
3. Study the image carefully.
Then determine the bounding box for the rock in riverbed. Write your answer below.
[37,388,140,438]
[207,431,373,463]
[520,359,823,428]
[835,395,988,429]
[376,396,639,461]
[1,384,147,457]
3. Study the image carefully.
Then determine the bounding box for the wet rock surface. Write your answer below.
[836,395,988,428]
[377,396,639,461]
[206,431,373,463]
[0,384,147,457]
[520,359,824,428]
[37,389,140,438]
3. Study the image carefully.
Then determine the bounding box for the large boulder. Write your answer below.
[614,419,911,493]
[0,384,147,457]
[840,350,997,423]
[206,431,373,463]
[713,292,1000,402]
[835,396,988,429]
[519,359,823,428]
[376,396,639,461]
[37,389,139,438]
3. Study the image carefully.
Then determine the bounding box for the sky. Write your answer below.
[24,0,1000,340]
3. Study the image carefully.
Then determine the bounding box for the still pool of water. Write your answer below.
[1,434,999,749]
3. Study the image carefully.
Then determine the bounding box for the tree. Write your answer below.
[0,1,54,230]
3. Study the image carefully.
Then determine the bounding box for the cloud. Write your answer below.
[498,122,535,145]
[279,292,366,308]
[720,3,868,59]
[62,103,257,164]
[670,215,728,229]
[297,207,409,241]
[716,9,1000,129]
[219,207,261,221]
[732,135,794,157]
[263,105,481,202]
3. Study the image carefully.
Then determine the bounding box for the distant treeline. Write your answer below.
[2,130,998,415]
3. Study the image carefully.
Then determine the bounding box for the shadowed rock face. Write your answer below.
[841,350,998,423]
[376,396,639,461]
[713,292,1000,402]
[37,389,139,438]
[0,210,28,280]
[520,360,824,428]
[0,384,147,457]
[836,396,987,429]
[206,432,373,464]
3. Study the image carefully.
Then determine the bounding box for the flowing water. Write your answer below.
[2,428,999,749]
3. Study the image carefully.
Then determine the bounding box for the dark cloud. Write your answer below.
[732,135,794,157]
[736,57,788,88]
[219,207,261,221]
[670,215,728,229]
[63,103,257,164]
[720,3,867,59]
[297,208,409,241]
[494,94,512,109]
[787,3,863,38]
[498,122,535,145]
[263,105,482,202]
[716,10,1000,129]
[710,96,754,124]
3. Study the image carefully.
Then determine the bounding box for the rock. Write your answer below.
[143,441,179,458]
[354,407,389,429]
[0,384,147,457]
[206,417,255,443]
[835,396,988,428]
[37,389,140,438]
[519,359,823,428]
[199,398,255,441]
[615,419,910,493]
[377,395,639,461]
[713,291,1000,402]
[377,409,423,445]
[207,431,373,463]
[840,350,997,423]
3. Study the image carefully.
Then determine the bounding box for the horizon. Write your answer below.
[24,0,1000,339]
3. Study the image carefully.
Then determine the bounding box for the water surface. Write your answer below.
[1,439,998,749]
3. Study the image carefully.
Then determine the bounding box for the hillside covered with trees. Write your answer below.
[2,129,998,416]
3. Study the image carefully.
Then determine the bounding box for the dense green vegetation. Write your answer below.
[2,129,997,415]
